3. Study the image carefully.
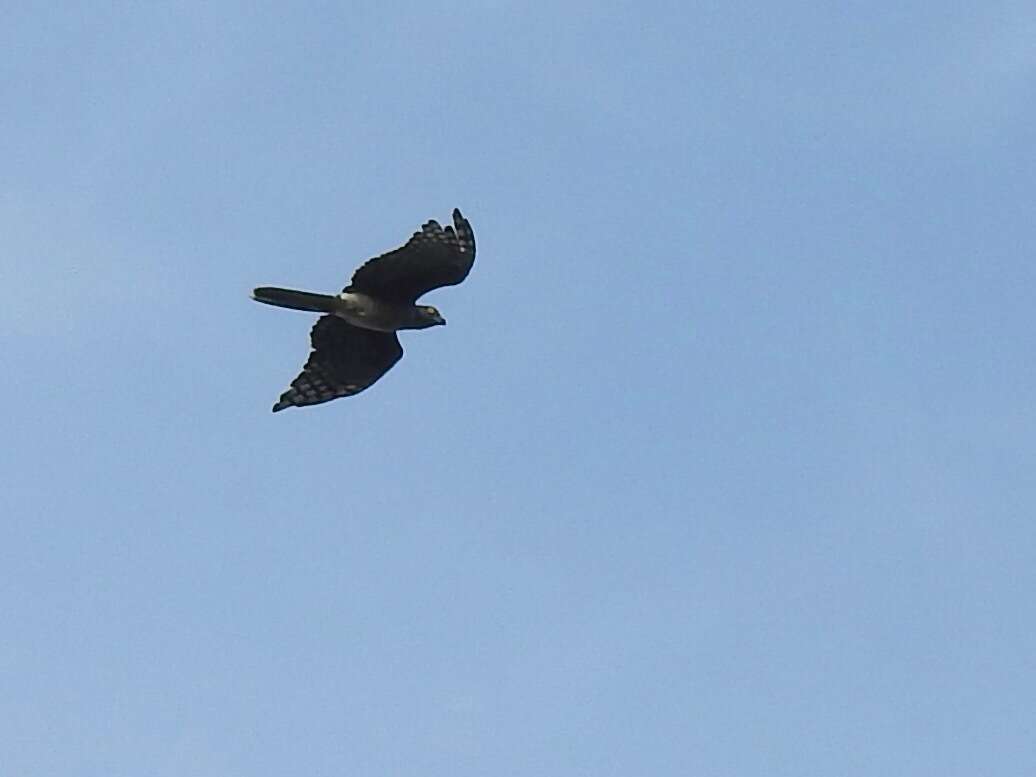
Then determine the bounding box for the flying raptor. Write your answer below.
[252,208,476,411]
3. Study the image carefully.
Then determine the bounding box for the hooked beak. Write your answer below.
[436,315,447,326]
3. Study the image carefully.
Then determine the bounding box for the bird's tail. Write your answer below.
[251,286,338,313]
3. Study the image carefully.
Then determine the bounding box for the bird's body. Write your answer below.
[332,291,444,332]
[252,288,443,332]
[251,209,475,411]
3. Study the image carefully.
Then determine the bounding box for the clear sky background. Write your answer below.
[3,3,1035,775]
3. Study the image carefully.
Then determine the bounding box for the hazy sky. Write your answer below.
[4,3,1036,775]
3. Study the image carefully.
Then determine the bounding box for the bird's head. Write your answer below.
[420,305,446,326]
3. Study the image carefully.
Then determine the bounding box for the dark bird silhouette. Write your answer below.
[252,209,476,411]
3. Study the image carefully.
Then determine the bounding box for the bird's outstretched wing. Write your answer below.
[272,316,403,411]
[347,208,476,303]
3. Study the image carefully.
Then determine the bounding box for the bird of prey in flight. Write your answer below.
[252,208,476,411]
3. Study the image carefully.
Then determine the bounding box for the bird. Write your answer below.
[252,208,476,412]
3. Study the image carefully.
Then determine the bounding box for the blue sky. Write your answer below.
[3,3,1035,775]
